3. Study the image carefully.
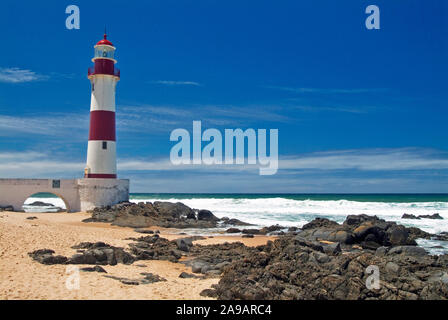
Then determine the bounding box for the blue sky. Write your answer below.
[0,0,447,193]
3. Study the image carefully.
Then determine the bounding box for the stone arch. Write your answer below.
[22,191,71,213]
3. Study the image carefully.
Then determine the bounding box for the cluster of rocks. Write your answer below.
[0,205,13,211]
[83,201,248,229]
[29,242,135,266]
[402,213,443,220]
[296,215,434,250]
[204,233,448,300]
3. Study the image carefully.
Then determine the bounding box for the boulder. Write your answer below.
[197,209,219,221]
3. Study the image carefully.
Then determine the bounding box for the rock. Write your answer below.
[105,273,166,285]
[174,238,192,252]
[179,272,202,279]
[242,229,260,235]
[27,201,55,207]
[242,234,254,238]
[402,214,420,220]
[226,228,241,233]
[385,262,400,274]
[80,266,107,273]
[388,246,427,256]
[419,213,443,220]
[67,243,135,265]
[200,289,217,298]
[302,218,340,230]
[0,205,14,211]
[134,229,154,234]
[28,249,68,265]
[259,225,285,234]
[375,246,389,256]
[84,201,227,229]
[387,225,413,246]
[427,271,448,284]
[322,242,341,255]
[197,209,219,221]
[26,216,38,220]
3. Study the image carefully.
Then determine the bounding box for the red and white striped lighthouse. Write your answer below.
[85,33,120,179]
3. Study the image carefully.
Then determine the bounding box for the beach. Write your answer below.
[0,211,274,300]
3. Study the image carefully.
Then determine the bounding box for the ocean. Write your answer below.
[24,193,448,254]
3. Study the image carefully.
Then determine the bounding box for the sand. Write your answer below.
[0,211,274,300]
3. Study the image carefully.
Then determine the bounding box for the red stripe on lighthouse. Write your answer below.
[88,110,116,141]
[86,173,117,178]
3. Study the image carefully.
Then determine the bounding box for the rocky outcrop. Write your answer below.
[205,235,448,300]
[0,205,13,211]
[83,201,224,229]
[297,214,430,249]
[402,213,443,220]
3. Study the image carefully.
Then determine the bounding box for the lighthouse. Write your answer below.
[0,32,129,213]
[85,33,120,178]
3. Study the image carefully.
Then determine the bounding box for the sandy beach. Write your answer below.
[0,211,274,300]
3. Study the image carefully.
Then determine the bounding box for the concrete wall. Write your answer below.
[0,178,129,212]
[78,178,129,212]
[0,179,80,212]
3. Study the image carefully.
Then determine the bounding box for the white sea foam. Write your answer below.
[130,197,448,234]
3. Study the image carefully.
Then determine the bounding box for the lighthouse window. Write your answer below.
[102,141,107,150]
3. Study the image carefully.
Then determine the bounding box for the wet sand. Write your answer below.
[0,211,274,300]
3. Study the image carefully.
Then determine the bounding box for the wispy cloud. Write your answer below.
[291,105,368,114]
[280,148,448,171]
[0,67,47,83]
[266,86,386,95]
[1,147,447,192]
[0,113,88,137]
[151,80,201,86]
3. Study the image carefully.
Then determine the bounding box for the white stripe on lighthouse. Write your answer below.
[90,75,117,112]
[86,140,117,175]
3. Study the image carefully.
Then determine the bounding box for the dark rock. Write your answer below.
[105,273,166,285]
[302,218,340,230]
[402,213,420,220]
[197,209,219,221]
[242,234,254,238]
[134,229,154,234]
[0,205,13,211]
[226,228,241,233]
[200,289,218,298]
[27,201,54,207]
[84,201,224,229]
[80,266,107,273]
[419,213,443,220]
[28,249,68,265]
[242,229,260,235]
[179,272,202,279]
[26,216,38,220]
[388,246,427,256]
[259,225,285,234]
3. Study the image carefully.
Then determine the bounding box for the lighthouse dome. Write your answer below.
[96,34,113,46]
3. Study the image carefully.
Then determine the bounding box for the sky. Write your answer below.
[0,0,447,193]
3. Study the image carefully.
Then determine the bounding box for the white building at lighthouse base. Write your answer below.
[0,178,129,212]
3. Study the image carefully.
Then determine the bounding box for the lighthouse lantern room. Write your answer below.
[85,33,120,179]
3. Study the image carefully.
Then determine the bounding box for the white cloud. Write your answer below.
[267,86,386,94]
[0,67,46,83]
[280,148,448,171]
[151,80,201,86]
